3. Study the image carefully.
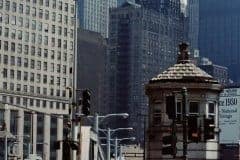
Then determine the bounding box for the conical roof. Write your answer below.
[150,43,218,84]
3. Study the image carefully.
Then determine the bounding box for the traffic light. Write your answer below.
[162,135,177,156]
[82,89,91,115]
[188,116,201,143]
[166,95,176,119]
[204,117,215,141]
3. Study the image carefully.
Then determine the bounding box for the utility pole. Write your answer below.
[107,128,111,160]
[182,87,188,160]
[114,138,118,160]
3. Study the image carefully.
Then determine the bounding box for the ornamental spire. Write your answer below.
[177,42,190,64]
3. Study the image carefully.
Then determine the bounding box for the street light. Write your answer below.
[114,137,136,160]
[99,127,133,160]
[75,113,129,159]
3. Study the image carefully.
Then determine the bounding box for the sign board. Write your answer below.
[219,88,240,144]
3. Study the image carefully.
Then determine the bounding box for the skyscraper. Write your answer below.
[198,0,240,82]
[78,0,117,38]
[107,1,184,142]
[186,0,199,51]
[0,0,76,159]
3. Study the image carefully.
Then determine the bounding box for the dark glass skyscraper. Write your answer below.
[108,1,184,143]
[199,0,240,82]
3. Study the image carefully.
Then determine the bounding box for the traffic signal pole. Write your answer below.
[182,87,188,160]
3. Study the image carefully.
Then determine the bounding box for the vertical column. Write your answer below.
[57,116,63,160]
[32,112,37,154]
[4,105,10,131]
[18,109,24,160]
[44,114,51,160]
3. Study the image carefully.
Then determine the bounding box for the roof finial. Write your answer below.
[177,42,190,64]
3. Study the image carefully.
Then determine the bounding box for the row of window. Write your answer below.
[2,95,67,110]
[0,55,68,73]
[0,0,75,14]
[0,11,74,28]
[2,69,67,86]
[0,42,71,61]
[0,22,74,39]
[0,32,74,50]
[2,81,67,97]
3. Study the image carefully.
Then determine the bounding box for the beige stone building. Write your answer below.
[145,43,222,159]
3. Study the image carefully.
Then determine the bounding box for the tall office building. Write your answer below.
[135,0,181,16]
[77,29,107,115]
[0,0,76,159]
[107,1,184,142]
[78,0,117,38]
[186,0,198,51]
[199,0,240,82]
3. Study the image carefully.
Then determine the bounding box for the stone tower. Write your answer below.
[145,43,222,159]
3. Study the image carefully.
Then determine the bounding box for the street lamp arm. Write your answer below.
[117,137,136,143]
[99,113,129,123]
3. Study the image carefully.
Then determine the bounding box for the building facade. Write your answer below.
[107,1,184,143]
[77,29,107,115]
[186,0,198,51]
[78,0,117,38]
[145,44,222,159]
[199,0,240,82]
[0,0,76,159]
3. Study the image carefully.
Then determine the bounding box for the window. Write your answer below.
[56,77,60,86]
[50,88,54,96]
[36,87,40,94]
[11,42,15,52]
[32,20,36,30]
[3,82,7,89]
[30,59,35,69]
[10,69,14,78]
[50,76,54,84]
[37,61,41,70]
[58,1,62,10]
[26,6,30,15]
[10,29,15,39]
[19,4,23,13]
[4,14,9,24]
[57,39,61,48]
[45,0,49,7]
[24,58,28,67]
[24,32,29,42]
[30,99,34,106]
[52,12,56,21]
[30,86,34,93]
[39,9,43,18]
[23,72,28,81]
[38,22,42,31]
[37,48,41,57]
[58,14,62,23]
[63,40,67,49]
[62,65,66,74]
[58,26,62,35]
[43,62,47,71]
[31,46,35,55]
[3,68,7,78]
[51,37,55,47]
[4,41,8,51]
[43,75,47,84]
[64,3,68,12]
[32,7,36,17]
[52,25,55,34]
[45,10,49,20]
[42,100,46,108]
[25,18,29,28]
[31,33,36,44]
[12,2,17,12]
[64,16,68,25]
[30,73,34,82]
[52,0,56,8]
[10,83,14,90]
[70,5,74,14]
[5,1,10,11]
[43,88,47,95]
[3,55,8,64]
[57,64,60,73]
[16,84,21,91]
[56,89,60,96]
[36,100,40,107]
[51,50,55,59]
[64,28,67,37]
[17,30,22,40]
[10,56,15,65]
[38,35,42,44]
[189,102,199,115]
[208,103,215,114]
[50,63,54,72]
[44,36,48,45]
[17,44,22,53]
[4,27,9,37]
[17,71,21,80]
[23,85,27,92]
[36,74,41,83]
[24,45,29,55]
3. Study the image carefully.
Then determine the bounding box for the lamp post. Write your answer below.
[76,113,129,159]
[114,137,135,160]
[99,127,133,160]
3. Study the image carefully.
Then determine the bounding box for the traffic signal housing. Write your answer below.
[166,95,176,119]
[82,89,91,115]
[204,117,215,141]
[162,134,177,156]
[188,116,201,143]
